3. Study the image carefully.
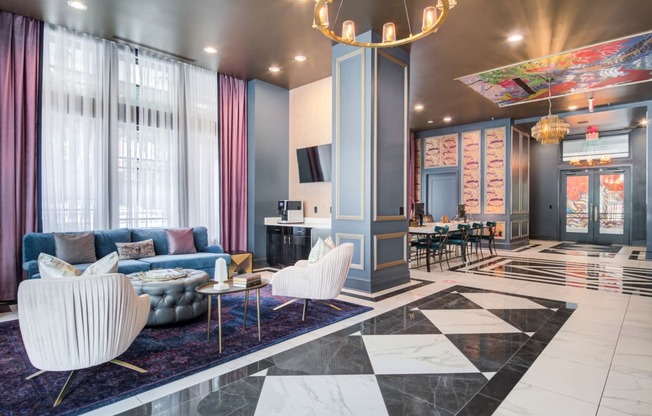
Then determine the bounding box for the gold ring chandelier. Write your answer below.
[313,0,454,48]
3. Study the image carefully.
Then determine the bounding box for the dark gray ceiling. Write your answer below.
[1,0,651,131]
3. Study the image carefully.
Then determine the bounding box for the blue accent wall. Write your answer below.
[247,80,289,264]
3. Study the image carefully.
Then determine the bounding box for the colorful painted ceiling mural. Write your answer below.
[457,31,652,107]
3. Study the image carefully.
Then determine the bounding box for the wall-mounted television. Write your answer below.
[296,144,332,183]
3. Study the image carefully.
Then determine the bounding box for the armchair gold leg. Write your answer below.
[53,370,78,407]
[25,369,46,380]
[302,299,309,321]
[273,298,299,311]
[314,300,342,311]
[110,359,148,374]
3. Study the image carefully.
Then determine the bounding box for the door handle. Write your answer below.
[594,206,598,221]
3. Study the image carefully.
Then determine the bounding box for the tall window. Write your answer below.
[40,24,222,238]
[116,50,180,228]
[41,24,111,231]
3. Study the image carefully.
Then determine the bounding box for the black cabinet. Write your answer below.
[267,226,312,267]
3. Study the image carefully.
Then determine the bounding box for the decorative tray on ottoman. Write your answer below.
[132,268,188,282]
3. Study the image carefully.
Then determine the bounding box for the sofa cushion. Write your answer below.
[23,233,56,263]
[117,259,151,275]
[94,228,131,258]
[131,228,168,255]
[53,231,97,264]
[192,227,209,252]
[138,253,229,270]
[165,228,197,255]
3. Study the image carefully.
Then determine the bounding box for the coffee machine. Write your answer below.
[278,200,304,224]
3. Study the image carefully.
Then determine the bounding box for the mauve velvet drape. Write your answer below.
[0,12,40,301]
[218,74,248,252]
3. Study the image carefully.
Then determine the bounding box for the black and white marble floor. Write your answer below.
[2,240,650,415]
[540,242,623,258]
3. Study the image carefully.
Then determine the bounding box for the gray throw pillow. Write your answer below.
[53,231,97,264]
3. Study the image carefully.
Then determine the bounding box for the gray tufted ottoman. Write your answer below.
[129,269,210,326]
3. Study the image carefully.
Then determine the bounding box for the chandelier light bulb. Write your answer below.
[342,20,356,42]
[313,3,329,28]
[422,6,438,31]
[382,23,396,43]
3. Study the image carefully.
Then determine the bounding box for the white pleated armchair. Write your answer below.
[272,243,354,320]
[18,273,150,407]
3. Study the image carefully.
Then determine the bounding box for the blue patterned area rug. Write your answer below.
[0,286,371,415]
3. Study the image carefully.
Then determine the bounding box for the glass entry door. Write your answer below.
[560,168,630,245]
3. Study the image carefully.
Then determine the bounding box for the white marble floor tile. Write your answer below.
[611,335,652,378]
[495,382,597,416]
[421,309,521,334]
[596,406,637,416]
[361,334,477,374]
[600,369,652,416]
[541,331,616,370]
[520,354,609,404]
[254,375,388,416]
[460,292,548,309]
[556,319,621,349]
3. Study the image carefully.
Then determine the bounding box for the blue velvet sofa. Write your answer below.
[22,227,230,279]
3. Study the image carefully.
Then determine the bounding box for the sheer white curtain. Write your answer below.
[40,25,222,235]
[184,65,220,243]
[41,25,111,231]
[116,51,181,228]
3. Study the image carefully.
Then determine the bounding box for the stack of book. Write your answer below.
[232,273,262,287]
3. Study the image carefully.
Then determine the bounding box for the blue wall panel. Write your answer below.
[247,80,289,264]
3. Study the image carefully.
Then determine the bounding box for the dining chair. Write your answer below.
[415,225,449,271]
[468,222,485,259]
[446,223,470,264]
[482,221,497,255]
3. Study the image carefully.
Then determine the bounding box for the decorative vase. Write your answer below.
[213,258,229,290]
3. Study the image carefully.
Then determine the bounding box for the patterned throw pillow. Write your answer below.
[115,239,156,260]
[37,252,119,279]
[81,252,119,276]
[38,253,82,279]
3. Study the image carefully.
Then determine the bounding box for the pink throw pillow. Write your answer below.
[165,228,197,255]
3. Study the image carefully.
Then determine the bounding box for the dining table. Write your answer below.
[409,222,470,272]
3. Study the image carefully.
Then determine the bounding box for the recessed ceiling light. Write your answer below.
[414,104,424,111]
[67,0,87,10]
[269,66,281,73]
[568,105,578,110]
[203,46,218,54]
[507,33,523,42]
[443,116,452,122]
[294,55,307,62]
[427,120,434,124]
